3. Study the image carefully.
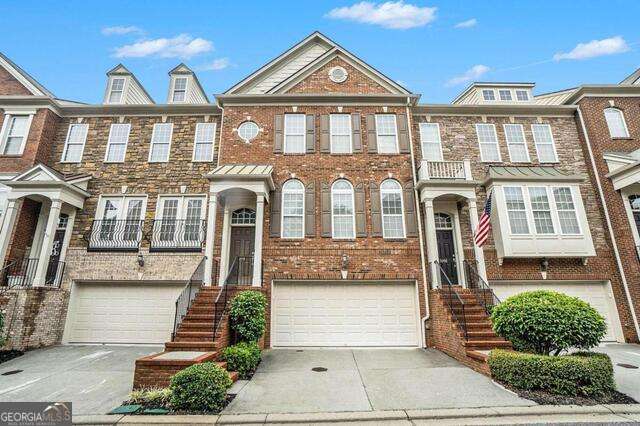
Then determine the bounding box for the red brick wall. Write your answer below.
[7,199,40,262]
[0,66,32,96]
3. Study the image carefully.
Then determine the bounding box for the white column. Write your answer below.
[0,199,21,267]
[467,199,488,282]
[423,198,440,288]
[252,194,265,287]
[218,206,231,286]
[33,199,62,287]
[204,193,218,286]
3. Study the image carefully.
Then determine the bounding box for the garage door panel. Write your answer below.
[273,282,419,347]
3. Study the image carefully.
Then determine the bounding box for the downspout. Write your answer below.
[406,98,430,347]
[577,106,640,339]
[215,97,225,168]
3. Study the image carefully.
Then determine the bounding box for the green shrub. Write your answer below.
[169,362,232,413]
[128,388,172,408]
[489,349,615,397]
[221,341,261,379]
[491,290,606,355]
[229,291,267,342]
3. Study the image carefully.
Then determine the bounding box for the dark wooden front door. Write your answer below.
[45,228,66,285]
[436,229,458,285]
[229,227,255,284]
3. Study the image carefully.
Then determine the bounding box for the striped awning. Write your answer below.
[484,166,584,184]
[206,164,275,190]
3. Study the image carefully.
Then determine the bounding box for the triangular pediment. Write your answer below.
[169,63,193,75]
[12,164,64,182]
[225,32,410,95]
[0,52,54,97]
[107,64,133,76]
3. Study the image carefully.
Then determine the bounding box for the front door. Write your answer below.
[229,227,255,284]
[45,214,68,285]
[435,213,457,285]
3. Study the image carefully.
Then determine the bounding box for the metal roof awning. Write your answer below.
[206,164,275,191]
[483,166,584,185]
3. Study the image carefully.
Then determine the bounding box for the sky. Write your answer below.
[1,0,639,104]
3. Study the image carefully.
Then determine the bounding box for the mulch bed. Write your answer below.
[499,382,638,406]
[124,394,236,415]
[0,350,23,364]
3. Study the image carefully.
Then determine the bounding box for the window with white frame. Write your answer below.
[504,124,529,162]
[231,208,255,225]
[628,195,640,237]
[284,114,305,154]
[238,121,259,142]
[380,179,405,239]
[419,122,443,161]
[604,108,629,138]
[0,184,8,222]
[330,114,352,154]
[482,89,495,101]
[476,123,501,162]
[149,123,173,162]
[154,196,205,247]
[499,90,512,101]
[193,123,216,162]
[553,187,580,234]
[281,179,305,238]
[529,187,554,234]
[92,196,145,248]
[104,123,130,163]
[61,123,88,163]
[172,77,188,103]
[1,115,31,156]
[331,179,355,239]
[504,187,529,234]
[531,124,558,163]
[516,90,529,101]
[108,78,125,104]
[376,114,398,153]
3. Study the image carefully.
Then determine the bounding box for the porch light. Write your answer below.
[137,253,145,267]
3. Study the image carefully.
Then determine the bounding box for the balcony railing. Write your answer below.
[150,219,206,252]
[1,257,65,288]
[87,219,144,251]
[418,160,472,181]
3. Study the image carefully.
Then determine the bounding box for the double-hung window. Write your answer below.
[504,187,529,234]
[499,90,512,101]
[529,187,554,234]
[504,124,529,162]
[193,123,216,162]
[476,123,501,162]
[375,114,398,153]
[284,114,305,154]
[91,196,146,250]
[380,180,405,239]
[553,187,580,234]
[105,123,130,163]
[419,123,443,161]
[154,196,206,249]
[604,108,629,138]
[61,123,88,163]
[331,180,355,239]
[330,114,352,154]
[281,179,305,239]
[172,77,188,103]
[108,78,125,104]
[531,124,558,163]
[1,115,32,156]
[482,90,495,101]
[149,123,173,162]
[516,90,529,101]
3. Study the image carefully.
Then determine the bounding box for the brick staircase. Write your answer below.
[133,286,237,389]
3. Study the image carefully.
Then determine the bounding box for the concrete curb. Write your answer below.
[72,404,640,425]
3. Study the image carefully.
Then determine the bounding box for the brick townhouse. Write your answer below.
[0,32,637,375]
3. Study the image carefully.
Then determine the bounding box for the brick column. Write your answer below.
[467,199,488,283]
[33,199,62,287]
[252,194,265,287]
[204,193,218,286]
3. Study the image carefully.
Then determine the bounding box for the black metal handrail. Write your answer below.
[150,219,206,252]
[435,260,468,340]
[0,260,19,289]
[44,259,65,288]
[172,257,206,339]
[225,256,254,286]
[87,219,144,251]
[1,258,38,288]
[464,260,500,315]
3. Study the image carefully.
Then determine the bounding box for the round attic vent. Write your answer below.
[328,66,348,83]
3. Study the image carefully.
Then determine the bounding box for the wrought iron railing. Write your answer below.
[44,259,65,288]
[87,219,144,251]
[1,258,38,288]
[150,219,206,252]
[225,256,254,286]
[435,260,468,340]
[464,260,500,316]
[172,257,206,339]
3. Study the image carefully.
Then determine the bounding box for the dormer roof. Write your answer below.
[621,67,640,85]
[103,64,154,105]
[167,63,209,104]
[452,82,535,105]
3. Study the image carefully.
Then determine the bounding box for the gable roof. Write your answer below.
[224,31,411,95]
[621,67,640,85]
[168,63,209,103]
[0,52,54,97]
[105,63,155,104]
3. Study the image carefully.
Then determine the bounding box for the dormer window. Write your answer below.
[482,89,495,101]
[516,90,529,101]
[108,78,126,104]
[172,77,188,103]
[499,90,512,101]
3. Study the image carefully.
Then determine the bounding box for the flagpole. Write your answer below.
[468,198,488,283]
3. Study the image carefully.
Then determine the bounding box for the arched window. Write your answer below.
[380,180,405,238]
[231,208,255,225]
[282,179,305,238]
[604,108,629,138]
[331,179,355,239]
[434,213,453,230]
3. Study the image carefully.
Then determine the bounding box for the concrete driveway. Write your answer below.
[0,345,161,415]
[224,348,533,414]
[595,343,640,401]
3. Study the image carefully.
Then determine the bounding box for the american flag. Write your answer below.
[474,190,493,247]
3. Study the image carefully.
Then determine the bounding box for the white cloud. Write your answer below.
[553,36,629,61]
[446,64,490,87]
[197,58,230,71]
[113,34,213,59]
[102,26,143,36]
[454,18,477,29]
[326,1,436,29]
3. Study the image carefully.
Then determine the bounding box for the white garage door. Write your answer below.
[491,281,623,342]
[272,281,420,347]
[65,283,184,344]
